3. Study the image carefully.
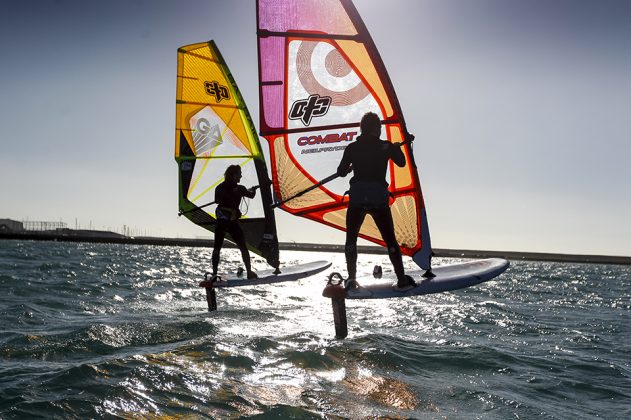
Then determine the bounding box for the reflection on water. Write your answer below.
[343,367,419,410]
[1,241,629,418]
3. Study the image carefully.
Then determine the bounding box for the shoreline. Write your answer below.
[1,231,629,266]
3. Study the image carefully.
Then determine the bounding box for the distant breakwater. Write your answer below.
[1,231,629,266]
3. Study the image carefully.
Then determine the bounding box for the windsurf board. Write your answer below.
[200,260,331,288]
[343,258,509,299]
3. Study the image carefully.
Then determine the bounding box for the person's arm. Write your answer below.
[241,185,256,199]
[336,146,353,177]
[215,184,224,204]
[389,143,406,167]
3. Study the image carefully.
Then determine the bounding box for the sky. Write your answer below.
[1,0,630,257]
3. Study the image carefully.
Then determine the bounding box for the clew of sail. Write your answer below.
[256,0,432,269]
[175,41,279,269]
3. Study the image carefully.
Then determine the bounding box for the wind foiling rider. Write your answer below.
[337,112,418,291]
[211,165,259,280]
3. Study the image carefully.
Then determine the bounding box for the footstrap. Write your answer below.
[199,272,222,287]
[326,272,345,286]
[204,272,222,283]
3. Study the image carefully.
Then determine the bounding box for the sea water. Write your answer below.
[0,240,629,419]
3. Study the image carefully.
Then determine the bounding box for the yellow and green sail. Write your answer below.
[175,41,279,269]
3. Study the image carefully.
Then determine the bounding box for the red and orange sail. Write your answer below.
[256,0,432,269]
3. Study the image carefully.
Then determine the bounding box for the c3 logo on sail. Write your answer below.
[289,94,332,126]
[204,81,230,102]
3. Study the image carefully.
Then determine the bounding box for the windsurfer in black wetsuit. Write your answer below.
[211,165,259,279]
[337,112,417,291]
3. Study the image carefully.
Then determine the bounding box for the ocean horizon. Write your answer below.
[2,231,630,266]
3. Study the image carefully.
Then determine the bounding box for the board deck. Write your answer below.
[344,258,509,299]
[200,260,331,288]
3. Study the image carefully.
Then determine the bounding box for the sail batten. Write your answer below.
[258,29,361,41]
[257,0,432,269]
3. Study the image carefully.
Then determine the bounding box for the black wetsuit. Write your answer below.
[337,134,406,280]
[211,181,256,274]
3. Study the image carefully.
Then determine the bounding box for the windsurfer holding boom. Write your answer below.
[336,112,417,291]
[211,165,259,280]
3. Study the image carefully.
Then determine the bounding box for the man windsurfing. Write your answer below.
[337,112,417,291]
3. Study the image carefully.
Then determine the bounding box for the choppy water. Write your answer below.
[0,240,629,419]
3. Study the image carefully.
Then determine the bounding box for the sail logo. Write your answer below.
[297,131,357,146]
[289,94,332,126]
[193,117,223,154]
[204,81,230,102]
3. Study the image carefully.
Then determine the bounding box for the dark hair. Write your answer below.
[360,112,381,135]
[224,164,241,179]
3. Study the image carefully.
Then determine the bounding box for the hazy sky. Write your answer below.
[1,0,630,256]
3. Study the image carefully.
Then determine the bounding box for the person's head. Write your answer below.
[224,165,242,183]
[360,112,381,137]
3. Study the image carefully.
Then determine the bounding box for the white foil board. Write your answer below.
[203,260,331,288]
[345,258,509,299]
